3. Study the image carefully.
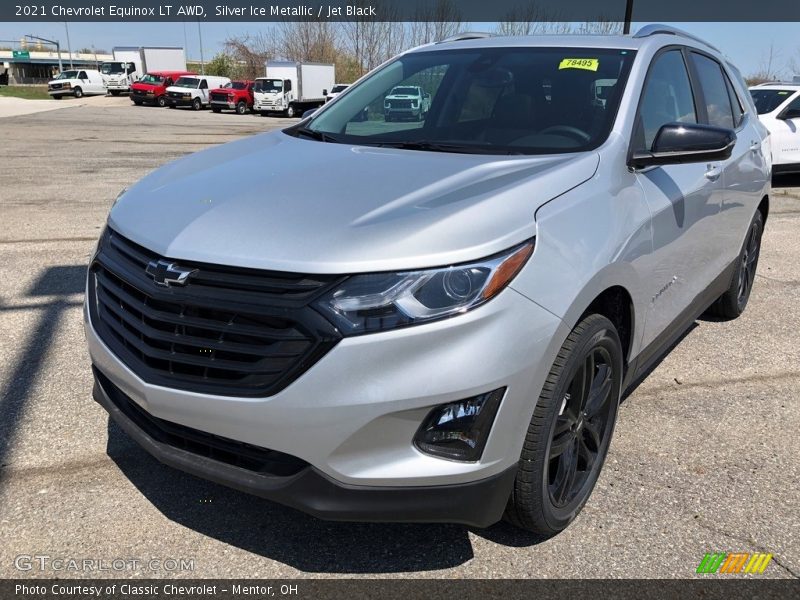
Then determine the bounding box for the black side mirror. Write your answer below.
[322,89,328,96]
[629,122,736,168]
[778,108,800,120]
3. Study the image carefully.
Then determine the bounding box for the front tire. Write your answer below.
[73,87,83,99]
[285,105,295,118]
[192,98,202,111]
[156,95,167,108]
[706,209,764,320]
[236,101,247,115]
[505,314,623,536]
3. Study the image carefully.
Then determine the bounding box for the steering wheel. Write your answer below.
[538,125,592,143]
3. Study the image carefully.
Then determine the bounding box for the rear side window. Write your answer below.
[690,52,735,129]
[200,79,208,89]
[723,74,744,127]
[634,50,697,152]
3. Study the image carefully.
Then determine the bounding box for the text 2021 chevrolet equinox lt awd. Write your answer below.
[86,26,770,536]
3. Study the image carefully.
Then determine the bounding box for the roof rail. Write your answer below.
[633,24,719,52]
[754,81,800,86]
[436,32,493,44]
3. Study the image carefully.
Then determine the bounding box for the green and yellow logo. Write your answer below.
[696,552,773,574]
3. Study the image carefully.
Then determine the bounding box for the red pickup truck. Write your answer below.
[209,80,255,115]
[130,71,195,107]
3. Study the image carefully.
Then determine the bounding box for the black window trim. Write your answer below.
[777,92,800,120]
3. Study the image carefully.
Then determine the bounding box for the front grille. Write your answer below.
[89,229,343,397]
[210,92,229,103]
[388,99,413,109]
[168,91,185,99]
[49,83,63,90]
[95,367,308,476]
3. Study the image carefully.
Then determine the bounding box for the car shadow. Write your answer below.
[106,420,493,573]
[772,173,800,188]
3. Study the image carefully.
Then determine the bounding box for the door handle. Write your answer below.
[704,164,721,181]
[750,140,760,152]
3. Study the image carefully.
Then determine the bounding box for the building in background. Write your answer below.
[0,49,113,84]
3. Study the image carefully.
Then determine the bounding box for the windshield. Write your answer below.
[750,89,796,114]
[390,87,420,96]
[138,73,164,85]
[331,84,349,93]
[255,79,283,93]
[174,77,199,88]
[100,62,125,75]
[301,47,636,155]
[55,71,79,80]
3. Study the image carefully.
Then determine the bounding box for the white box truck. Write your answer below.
[254,61,335,118]
[101,47,186,95]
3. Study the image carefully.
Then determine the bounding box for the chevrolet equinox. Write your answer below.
[86,26,771,535]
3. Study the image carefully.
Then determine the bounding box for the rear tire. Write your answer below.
[706,209,764,320]
[504,314,623,536]
[168,104,176,109]
[212,107,222,113]
[53,95,63,100]
[133,100,143,106]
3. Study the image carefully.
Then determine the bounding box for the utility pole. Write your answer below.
[197,21,205,75]
[64,22,73,68]
[623,0,634,34]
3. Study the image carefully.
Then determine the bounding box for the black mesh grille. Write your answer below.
[389,100,413,109]
[89,228,342,397]
[95,368,308,476]
[210,92,228,103]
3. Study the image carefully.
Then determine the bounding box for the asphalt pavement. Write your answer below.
[0,96,798,579]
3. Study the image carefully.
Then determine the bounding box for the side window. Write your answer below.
[199,79,208,90]
[780,96,800,119]
[78,71,87,79]
[165,78,173,87]
[690,52,735,129]
[634,50,697,152]
[723,73,744,127]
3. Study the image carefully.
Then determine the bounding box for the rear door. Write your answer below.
[687,51,768,270]
[632,48,725,351]
[771,94,800,167]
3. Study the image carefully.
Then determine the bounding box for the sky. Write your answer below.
[2,21,798,79]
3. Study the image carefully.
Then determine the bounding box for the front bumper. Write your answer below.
[211,100,236,110]
[93,366,516,526]
[169,97,196,107]
[86,277,566,520]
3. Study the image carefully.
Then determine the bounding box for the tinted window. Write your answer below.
[690,52,734,129]
[723,73,744,127]
[78,71,87,79]
[750,89,796,114]
[308,47,636,155]
[199,79,208,89]
[782,96,800,117]
[635,50,697,152]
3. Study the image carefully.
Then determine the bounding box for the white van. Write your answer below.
[47,69,106,99]
[165,75,231,110]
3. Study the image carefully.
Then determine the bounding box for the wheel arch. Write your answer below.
[758,194,769,225]
[578,286,635,371]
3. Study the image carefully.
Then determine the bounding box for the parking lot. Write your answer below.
[0,95,798,579]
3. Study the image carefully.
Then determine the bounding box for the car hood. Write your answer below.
[110,131,599,273]
[131,83,160,91]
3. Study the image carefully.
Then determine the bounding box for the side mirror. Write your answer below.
[778,108,800,120]
[629,122,736,168]
[322,89,328,96]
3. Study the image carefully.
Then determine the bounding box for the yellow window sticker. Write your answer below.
[559,58,599,72]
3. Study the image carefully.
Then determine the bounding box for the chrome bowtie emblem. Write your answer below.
[145,260,196,287]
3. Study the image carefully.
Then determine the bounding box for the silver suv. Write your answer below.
[86,26,770,536]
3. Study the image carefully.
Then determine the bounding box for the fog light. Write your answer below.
[414,388,505,462]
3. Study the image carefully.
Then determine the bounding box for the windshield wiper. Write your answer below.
[372,140,525,155]
[293,127,340,143]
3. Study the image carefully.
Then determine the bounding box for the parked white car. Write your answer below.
[325,83,350,102]
[47,69,106,99]
[750,83,800,174]
[166,75,231,110]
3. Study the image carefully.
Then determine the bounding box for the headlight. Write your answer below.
[315,240,533,335]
